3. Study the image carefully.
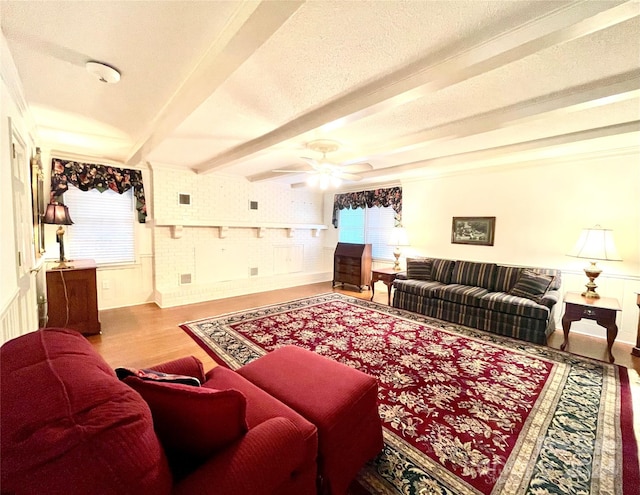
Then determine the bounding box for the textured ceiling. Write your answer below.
[2,0,639,188]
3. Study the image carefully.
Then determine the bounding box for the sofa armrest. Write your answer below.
[173,417,309,495]
[395,271,407,281]
[539,289,560,310]
[149,356,206,383]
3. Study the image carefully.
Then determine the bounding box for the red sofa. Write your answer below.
[0,328,318,495]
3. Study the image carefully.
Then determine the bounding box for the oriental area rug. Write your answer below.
[180,293,639,495]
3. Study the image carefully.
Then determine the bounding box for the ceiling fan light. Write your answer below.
[330,175,342,188]
[319,174,330,190]
[306,175,319,187]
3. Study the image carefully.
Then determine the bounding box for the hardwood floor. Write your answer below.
[89,281,640,375]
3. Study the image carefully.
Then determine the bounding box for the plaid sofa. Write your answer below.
[393,258,562,344]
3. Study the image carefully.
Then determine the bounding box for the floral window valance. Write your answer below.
[50,158,147,223]
[332,186,402,228]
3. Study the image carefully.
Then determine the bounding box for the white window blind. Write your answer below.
[338,206,395,260]
[63,186,135,264]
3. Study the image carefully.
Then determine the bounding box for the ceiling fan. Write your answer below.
[273,140,373,189]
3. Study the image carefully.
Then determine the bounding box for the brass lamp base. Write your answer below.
[581,261,602,299]
[392,247,402,271]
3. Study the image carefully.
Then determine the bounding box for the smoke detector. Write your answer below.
[85,61,121,84]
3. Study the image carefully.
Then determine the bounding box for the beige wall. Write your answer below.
[400,154,640,344]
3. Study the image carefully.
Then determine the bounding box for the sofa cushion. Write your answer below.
[394,279,444,297]
[450,261,496,289]
[432,284,488,307]
[432,259,455,284]
[509,269,554,302]
[406,257,433,281]
[0,328,172,495]
[492,265,523,292]
[124,376,248,458]
[480,292,550,320]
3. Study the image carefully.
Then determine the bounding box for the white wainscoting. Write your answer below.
[1,290,21,345]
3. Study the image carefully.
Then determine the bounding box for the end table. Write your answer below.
[370,268,401,305]
[561,291,621,363]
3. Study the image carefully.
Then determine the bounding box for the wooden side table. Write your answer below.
[561,291,621,363]
[46,259,101,335]
[632,293,640,358]
[370,268,401,305]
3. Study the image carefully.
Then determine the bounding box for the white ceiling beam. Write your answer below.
[289,121,640,188]
[357,121,640,180]
[194,0,638,173]
[125,0,305,165]
[351,70,640,161]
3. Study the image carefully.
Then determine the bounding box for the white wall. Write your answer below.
[151,165,329,307]
[400,154,640,344]
[1,33,41,343]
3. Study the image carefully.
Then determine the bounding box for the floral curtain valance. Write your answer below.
[332,186,402,228]
[50,158,147,223]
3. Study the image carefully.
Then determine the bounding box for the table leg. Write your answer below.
[370,279,375,301]
[386,282,392,305]
[598,317,617,363]
[560,314,575,351]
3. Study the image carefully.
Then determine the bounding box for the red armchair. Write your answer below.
[0,328,317,495]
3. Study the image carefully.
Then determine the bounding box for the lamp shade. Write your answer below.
[388,227,409,246]
[567,226,621,261]
[43,203,74,225]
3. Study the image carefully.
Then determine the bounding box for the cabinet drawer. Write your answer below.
[335,256,360,266]
[335,274,362,286]
[335,264,362,275]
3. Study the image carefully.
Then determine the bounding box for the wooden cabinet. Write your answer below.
[45,260,101,335]
[333,242,372,291]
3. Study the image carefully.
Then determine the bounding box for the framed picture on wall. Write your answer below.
[451,217,495,246]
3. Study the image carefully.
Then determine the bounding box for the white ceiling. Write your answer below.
[2,0,639,188]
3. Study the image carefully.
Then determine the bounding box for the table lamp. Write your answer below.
[567,225,621,298]
[388,227,409,271]
[43,202,73,268]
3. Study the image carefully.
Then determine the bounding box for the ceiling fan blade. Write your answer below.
[272,168,311,173]
[341,162,372,173]
[247,164,312,182]
[300,157,321,170]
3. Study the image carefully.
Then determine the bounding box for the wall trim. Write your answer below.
[0,289,20,319]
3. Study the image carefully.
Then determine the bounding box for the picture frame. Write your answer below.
[451,217,495,246]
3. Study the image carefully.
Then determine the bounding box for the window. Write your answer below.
[63,185,135,264]
[338,206,395,259]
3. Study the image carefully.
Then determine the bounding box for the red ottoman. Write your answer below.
[237,345,383,495]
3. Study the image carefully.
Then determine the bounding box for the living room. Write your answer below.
[1,1,639,494]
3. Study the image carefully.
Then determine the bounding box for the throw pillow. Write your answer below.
[115,367,201,386]
[406,258,433,281]
[124,377,248,458]
[509,269,554,302]
[432,259,455,284]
